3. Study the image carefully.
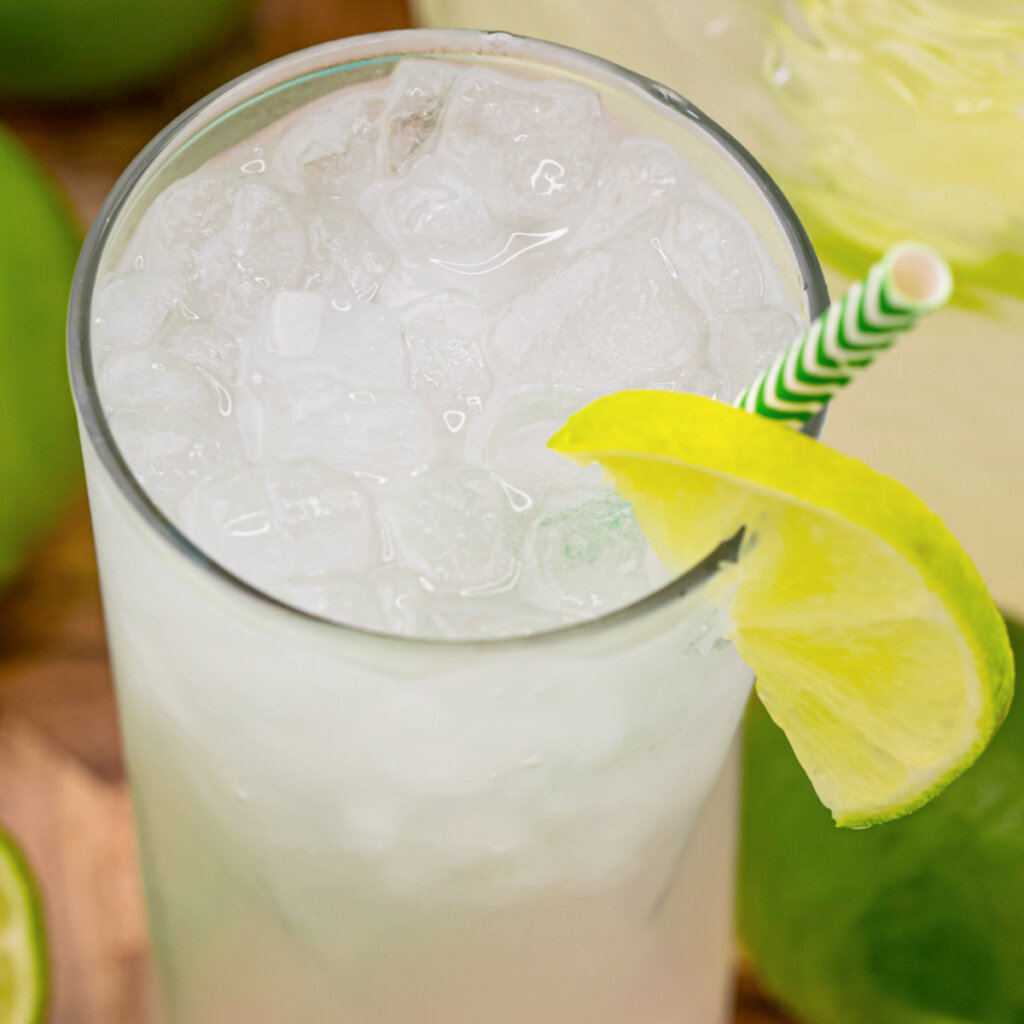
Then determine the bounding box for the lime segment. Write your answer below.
[0,831,46,1024]
[550,390,1013,827]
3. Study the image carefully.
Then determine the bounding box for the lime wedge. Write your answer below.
[0,831,46,1024]
[550,390,1014,827]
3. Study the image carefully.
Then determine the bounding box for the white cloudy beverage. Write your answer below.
[70,30,825,1024]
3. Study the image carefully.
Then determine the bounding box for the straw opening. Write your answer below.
[886,243,954,311]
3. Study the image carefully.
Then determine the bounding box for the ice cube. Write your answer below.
[279,572,385,630]
[490,242,704,388]
[375,226,568,311]
[657,202,764,314]
[380,467,520,595]
[262,376,433,477]
[265,290,326,357]
[715,304,800,400]
[478,389,600,500]
[371,565,432,636]
[177,467,289,583]
[108,407,236,512]
[136,173,234,281]
[381,59,457,176]
[519,491,665,614]
[232,383,265,464]
[250,296,403,395]
[675,366,726,399]
[272,462,379,577]
[211,183,307,318]
[92,272,184,352]
[271,91,384,196]
[571,137,692,250]
[401,293,492,422]
[304,198,393,299]
[319,300,407,389]
[441,68,608,220]
[178,460,378,587]
[159,321,243,387]
[362,155,501,261]
[635,362,726,398]
[142,178,306,320]
[97,347,215,415]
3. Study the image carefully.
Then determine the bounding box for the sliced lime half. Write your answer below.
[550,390,1014,827]
[0,830,46,1024]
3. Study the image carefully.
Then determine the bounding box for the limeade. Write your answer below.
[81,38,813,1024]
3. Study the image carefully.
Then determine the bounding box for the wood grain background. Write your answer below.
[0,1,793,1020]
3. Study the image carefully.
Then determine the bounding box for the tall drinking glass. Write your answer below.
[68,29,826,1024]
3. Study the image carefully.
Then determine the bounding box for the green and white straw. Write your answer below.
[734,242,953,424]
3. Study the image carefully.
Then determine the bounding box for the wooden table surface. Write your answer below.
[0,1,793,1021]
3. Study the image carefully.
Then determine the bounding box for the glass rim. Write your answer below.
[67,27,829,652]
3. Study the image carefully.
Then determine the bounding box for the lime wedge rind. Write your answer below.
[550,390,1014,827]
[0,830,47,1024]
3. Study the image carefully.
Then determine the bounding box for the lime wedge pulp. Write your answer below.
[550,391,1013,827]
[0,831,46,1024]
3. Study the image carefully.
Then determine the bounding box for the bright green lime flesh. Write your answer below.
[0,832,46,1024]
[742,617,1024,1024]
[550,390,1013,827]
[0,127,82,590]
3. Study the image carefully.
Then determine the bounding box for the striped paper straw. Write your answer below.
[733,242,953,424]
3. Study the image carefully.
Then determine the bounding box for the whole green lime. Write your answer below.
[741,616,1023,1023]
[0,127,81,589]
[0,0,250,101]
